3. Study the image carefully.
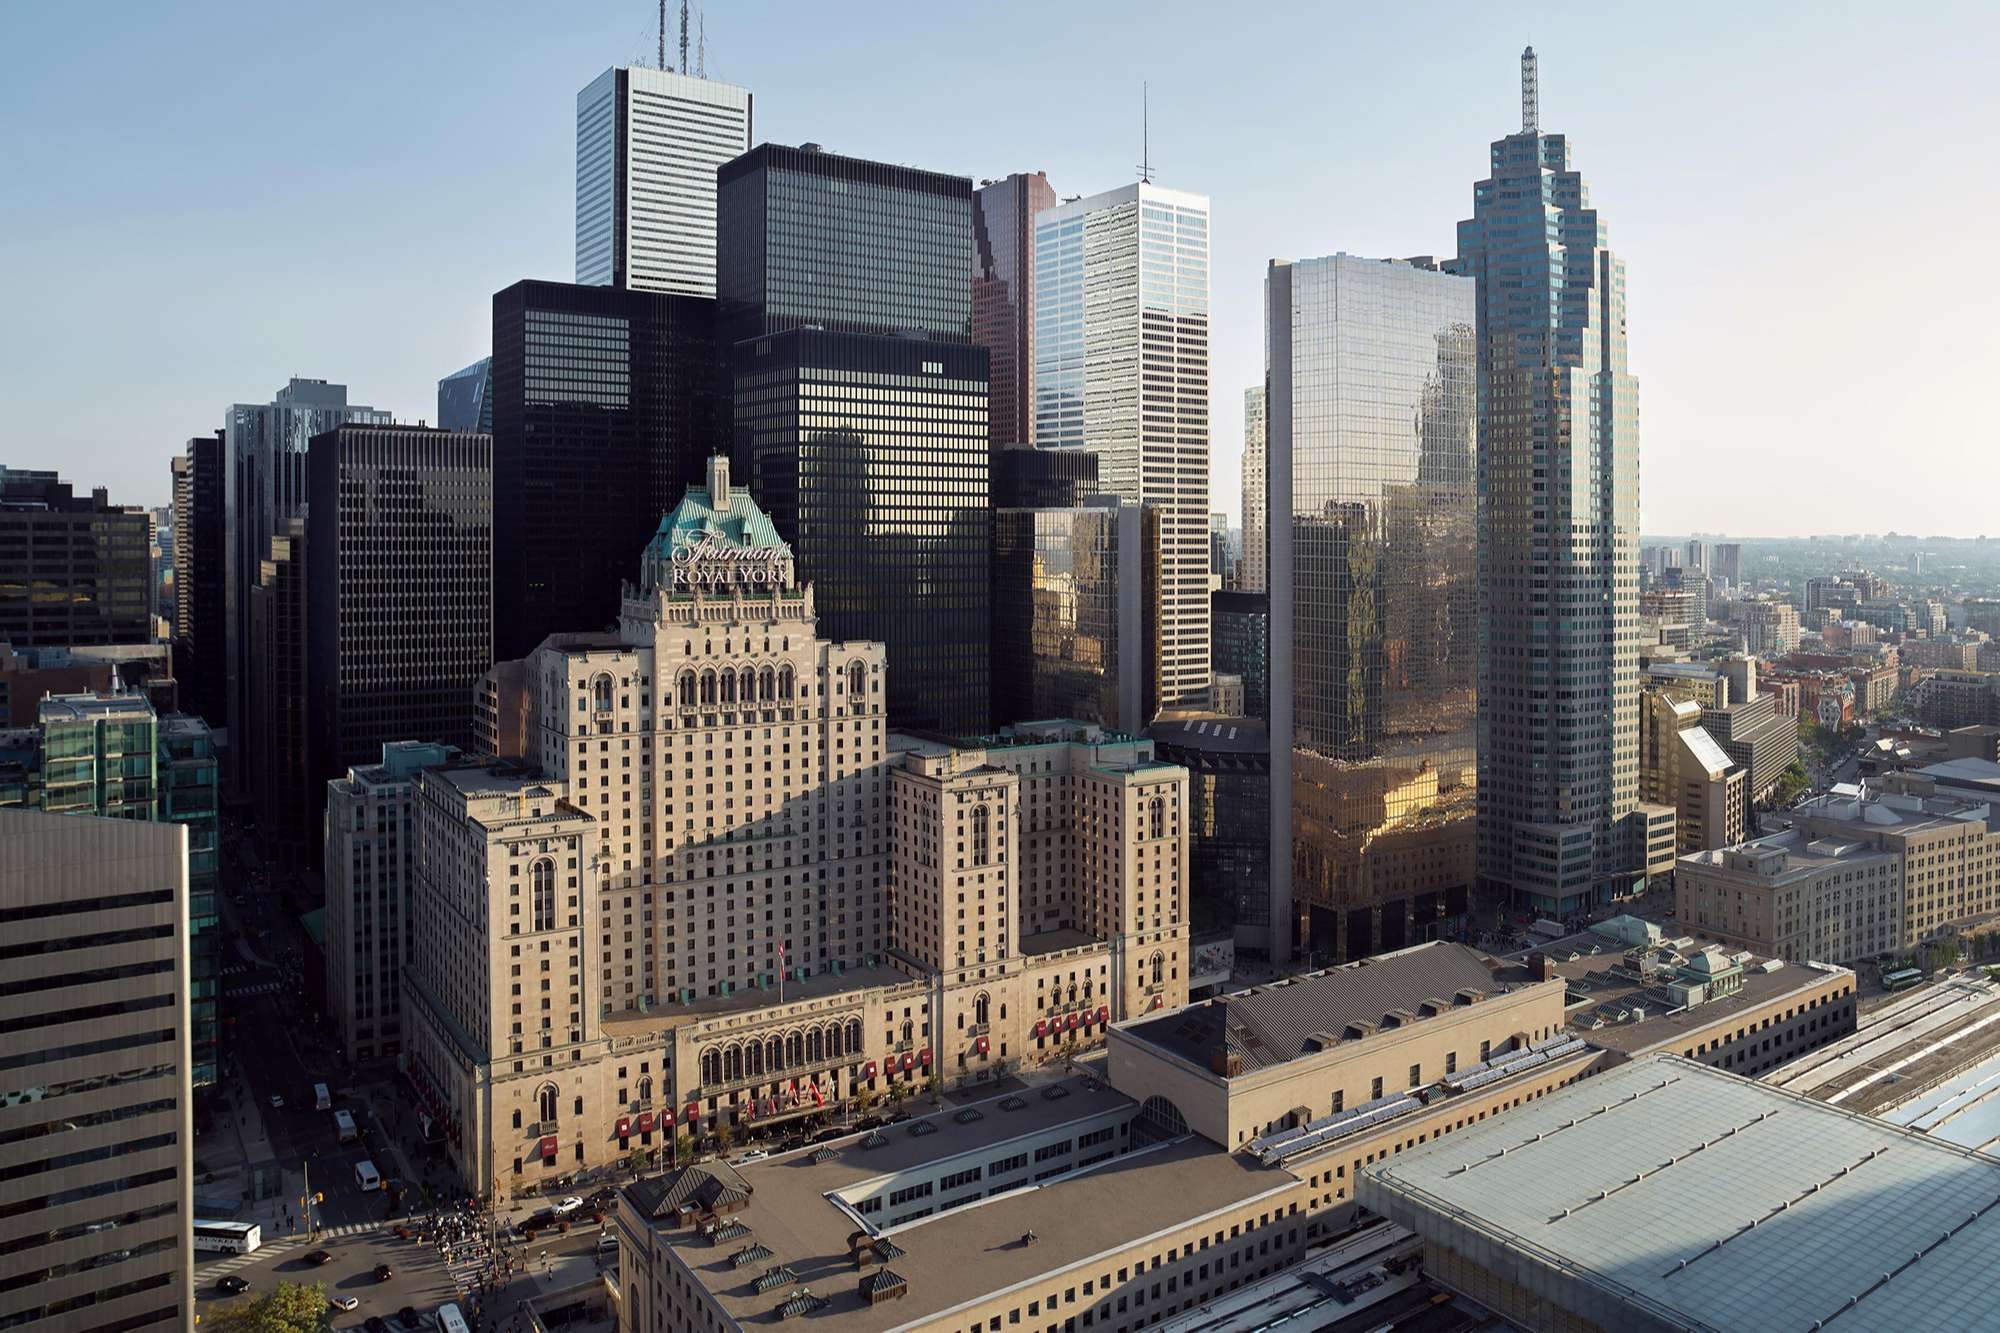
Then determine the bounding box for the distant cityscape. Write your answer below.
[6,22,2000,1333]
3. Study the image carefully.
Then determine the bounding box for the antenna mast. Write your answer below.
[697,11,707,78]
[1520,46,1539,134]
[657,0,666,70]
[680,0,690,74]
[1137,81,1152,184]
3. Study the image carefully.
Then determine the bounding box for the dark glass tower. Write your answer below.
[973,171,1056,457]
[1453,49,1642,914]
[490,280,722,659]
[720,144,991,734]
[171,432,227,727]
[307,425,493,802]
[0,467,152,648]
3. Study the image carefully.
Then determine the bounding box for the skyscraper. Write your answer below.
[1241,386,1267,594]
[171,432,226,726]
[1266,255,1478,964]
[223,379,390,792]
[720,144,991,734]
[306,424,492,797]
[972,171,1056,458]
[250,516,310,866]
[575,66,752,296]
[1035,182,1211,713]
[437,356,492,434]
[1712,541,1743,588]
[0,467,150,649]
[490,279,722,660]
[1454,49,1642,914]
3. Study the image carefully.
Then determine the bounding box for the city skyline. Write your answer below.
[6,1,1994,537]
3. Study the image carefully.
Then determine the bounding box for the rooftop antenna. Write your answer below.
[679,0,690,74]
[697,10,707,78]
[1137,81,1152,184]
[657,0,666,71]
[1521,45,1539,135]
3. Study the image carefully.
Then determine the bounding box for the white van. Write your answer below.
[313,1082,332,1111]
[333,1109,358,1142]
[354,1159,381,1191]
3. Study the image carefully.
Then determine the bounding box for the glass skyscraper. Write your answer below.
[1034,183,1211,714]
[437,356,492,434]
[1266,255,1478,964]
[972,171,1055,458]
[720,144,991,735]
[1240,386,1267,594]
[1452,50,1642,913]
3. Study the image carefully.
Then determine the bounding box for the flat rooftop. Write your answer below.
[1121,943,1508,1075]
[1362,1053,2000,1333]
[629,1076,1296,1331]
[1678,826,1897,881]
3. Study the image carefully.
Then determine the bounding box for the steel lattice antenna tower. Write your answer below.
[697,12,707,78]
[658,0,666,70]
[1521,45,1539,134]
[680,0,691,74]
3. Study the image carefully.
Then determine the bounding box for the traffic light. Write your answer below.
[314,1192,325,1203]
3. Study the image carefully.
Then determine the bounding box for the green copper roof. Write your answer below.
[640,484,792,591]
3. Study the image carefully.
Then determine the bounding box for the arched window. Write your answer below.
[807,1028,824,1064]
[779,665,796,700]
[1067,984,1079,1007]
[766,1035,782,1072]
[759,667,775,701]
[900,1019,913,1047]
[846,1019,863,1053]
[721,671,736,704]
[700,1049,721,1086]
[740,669,756,705]
[971,805,990,866]
[827,1022,843,1057]
[1083,977,1093,1001]
[724,1045,743,1081]
[637,1075,653,1103]
[678,671,697,707]
[1149,796,1165,839]
[592,674,614,713]
[538,1083,559,1124]
[531,858,556,933]
[974,992,991,1027]
[700,670,717,705]
[1151,951,1165,986]
[785,1031,802,1067]
[847,661,866,700]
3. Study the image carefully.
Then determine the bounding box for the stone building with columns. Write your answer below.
[404,460,1188,1193]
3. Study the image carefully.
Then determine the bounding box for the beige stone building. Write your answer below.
[1638,688,1744,858]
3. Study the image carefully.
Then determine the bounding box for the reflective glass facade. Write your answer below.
[733,330,990,735]
[1451,70,1642,912]
[1034,184,1211,712]
[172,432,226,728]
[1241,386,1267,593]
[992,500,1157,732]
[1211,590,1268,721]
[491,280,722,660]
[972,171,1055,458]
[437,356,493,434]
[1267,256,1477,963]
[718,144,973,345]
[0,468,152,650]
[1150,720,1271,949]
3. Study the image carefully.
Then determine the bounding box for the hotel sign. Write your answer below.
[670,534,793,588]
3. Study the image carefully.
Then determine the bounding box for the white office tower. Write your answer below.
[1035,182,1212,712]
[575,66,753,296]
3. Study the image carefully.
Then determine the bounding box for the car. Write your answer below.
[884,1110,913,1125]
[268,1093,285,1109]
[216,1275,251,1295]
[518,1209,555,1233]
[553,1195,585,1215]
[780,1134,809,1153]
[811,1127,845,1145]
[373,1263,394,1282]
[397,1307,420,1328]
[731,1150,769,1166]
[303,1248,333,1266]
[331,1296,360,1313]
[855,1115,886,1132]
[365,1318,388,1333]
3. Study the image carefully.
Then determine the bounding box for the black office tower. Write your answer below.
[719,143,991,734]
[306,425,493,805]
[490,280,722,659]
[172,432,227,727]
[0,467,152,648]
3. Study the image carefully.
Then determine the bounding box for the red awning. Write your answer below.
[537,1135,558,1157]
[863,1060,878,1080]
[683,1104,700,1125]
[1150,994,1164,1010]
[919,1047,931,1066]
[1034,1019,1047,1037]
[1066,1012,1080,1030]
[899,1052,914,1071]
[974,1036,990,1055]
[635,1111,655,1133]
[615,1116,632,1138]
[1097,1005,1110,1023]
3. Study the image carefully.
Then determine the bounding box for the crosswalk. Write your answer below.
[194,1220,379,1280]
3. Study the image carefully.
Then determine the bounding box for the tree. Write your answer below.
[202,1283,332,1333]
[624,1148,649,1174]
[714,1125,733,1154]
[673,1131,694,1164]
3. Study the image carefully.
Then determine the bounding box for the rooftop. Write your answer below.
[1147,717,1270,756]
[1361,1053,2000,1333]
[627,1077,1293,1333]
[1120,943,1508,1076]
[37,691,153,724]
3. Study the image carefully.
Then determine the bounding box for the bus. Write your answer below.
[436,1304,470,1333]
[1883,967,1923,992]
[192,1219,262,1254]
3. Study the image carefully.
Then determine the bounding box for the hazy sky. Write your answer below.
[4,1,1995,536]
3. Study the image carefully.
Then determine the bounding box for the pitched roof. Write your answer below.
[623,1161,753,1219]
[1122,942,1506,1074]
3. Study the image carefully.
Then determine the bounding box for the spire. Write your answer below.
[1521,46,1539,134]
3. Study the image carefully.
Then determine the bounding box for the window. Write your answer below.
[974,992,991,1027]
[972,805,991,866]
[1150,952,1165,987]
[537,1083,559,1124]
[531,859,557,932]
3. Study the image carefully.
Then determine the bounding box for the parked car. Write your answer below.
[811,1127,845,1145]
[331,1296,360,1312]
[732,1150,769,1166]
[855,1115,886,1132]
[397,1307,420,1329]
[884,1110,913,1125]
[780,1135,809,1153]
[518,1209,555,1234]
[553,1195,585,1215]
[216,1275,250,1295]
[268,1094,285,1109]
[365,1318,389,1333]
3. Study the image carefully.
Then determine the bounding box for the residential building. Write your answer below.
[0,808,193,1331]
[1210,590,1268,722]
[222,379,390,792]
[1739,598,1800,657]
[1702,687,1800,810]
[1965,599,2000,638]
[0,467,152,649]
[575,66,753,296]
[249,518,310,865]
[1454,50,1643,913]
[992,498,1159,731]
[1638,689,1744,856]
[972,171,1055,458]
[170,431,226,727]
[436,356,492,434]
[1035,182,1212,712]
[721,145,989,734]
[306,425,492,805]
[401,465,1188,1190]
[490,279,722,660]
[1919,670,2000,730]
[1150,717,1271,952]
[1240,386,1266,594]
[1711,542,1742,588]
[1266,254,1477,962]
[1849,660,1900,718]
[325,741,457,1064]
[992,444,1097,510]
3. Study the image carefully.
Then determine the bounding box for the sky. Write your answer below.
[3,0,1996,536]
